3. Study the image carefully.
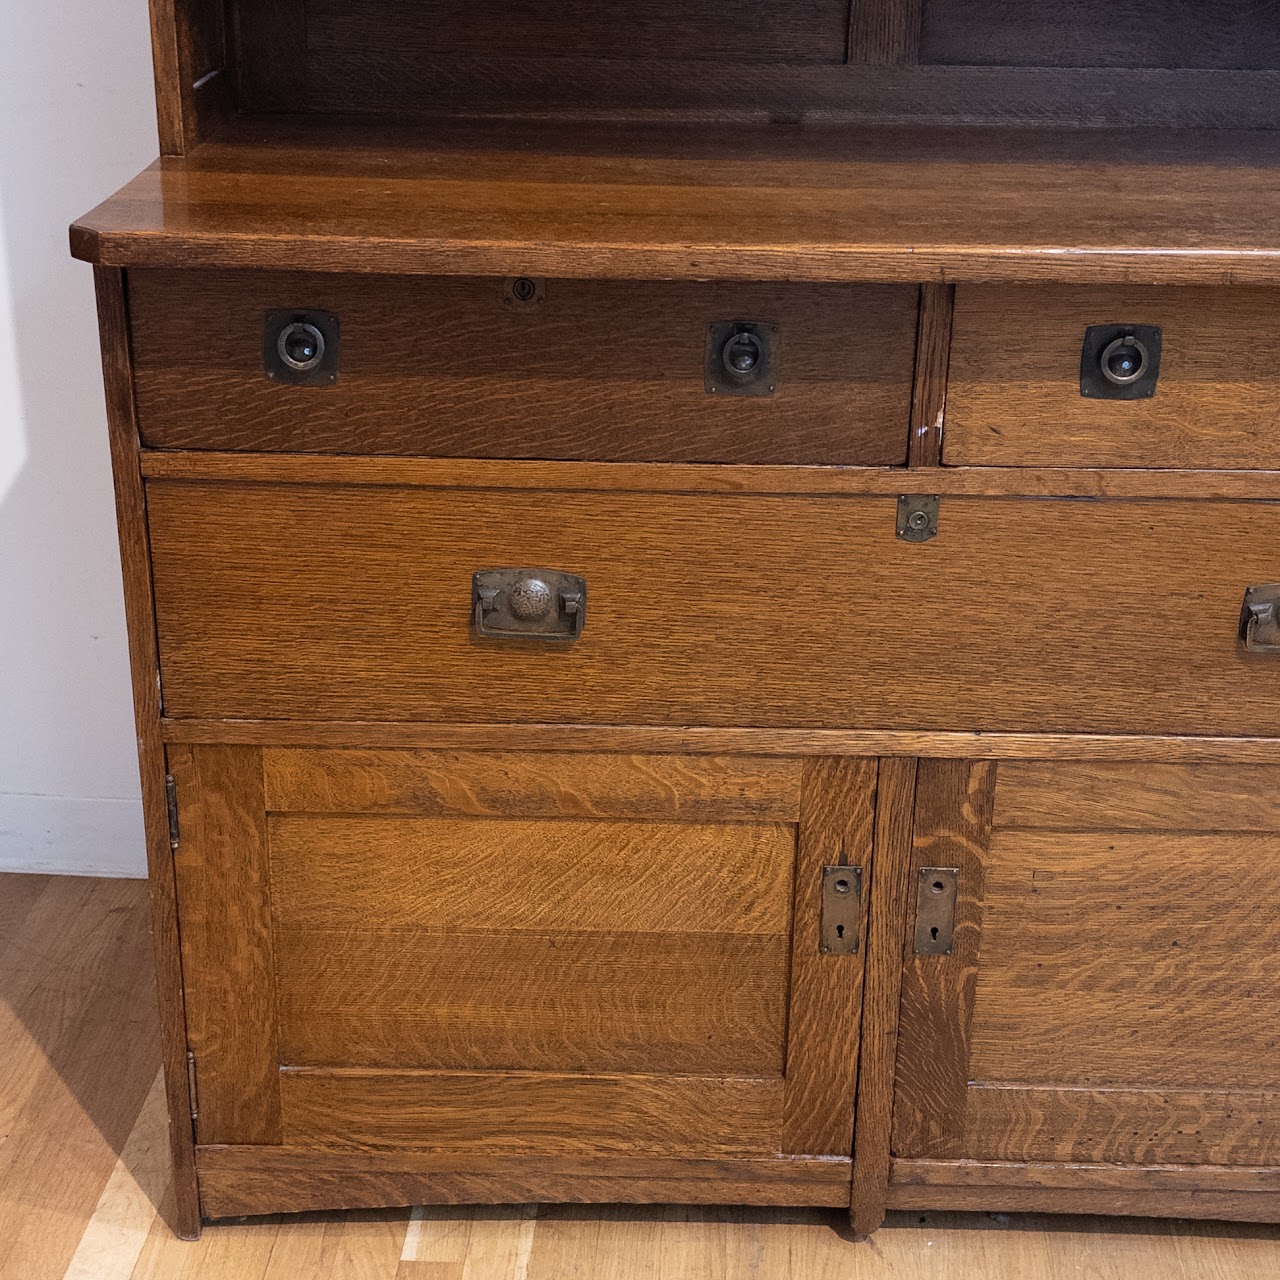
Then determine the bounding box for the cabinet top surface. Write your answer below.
[70,121,1280,283]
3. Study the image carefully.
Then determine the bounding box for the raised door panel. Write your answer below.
[891,759,1280,1174]
[172,747,879,1205]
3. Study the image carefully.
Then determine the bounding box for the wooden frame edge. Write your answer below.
[94,265,201,1238]
[849,756,918,1237]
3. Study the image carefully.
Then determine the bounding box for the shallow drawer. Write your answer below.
[944,285,1280,468]
[128,270,917,465]
[147,481,1280,736]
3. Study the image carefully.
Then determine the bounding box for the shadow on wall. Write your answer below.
[0,3,158,876]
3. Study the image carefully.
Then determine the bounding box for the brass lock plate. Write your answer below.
[914,866,959,954]
[820,865,862,955]
[705,321,778,397]
[473,569,586,641]
[897,495,939,542]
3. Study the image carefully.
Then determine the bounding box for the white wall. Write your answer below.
[0,4,159,875]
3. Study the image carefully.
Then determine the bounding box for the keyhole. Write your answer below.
[836,924,845,939]
[930,926,939,941]
[931,880,945,894]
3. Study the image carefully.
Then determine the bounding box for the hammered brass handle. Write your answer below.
[1241,585,1280,653]
[473,569,586,641]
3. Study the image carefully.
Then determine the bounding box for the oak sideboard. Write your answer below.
[72,0,1280,1240]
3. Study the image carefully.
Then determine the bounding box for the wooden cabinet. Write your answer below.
[71,0,1280,1245]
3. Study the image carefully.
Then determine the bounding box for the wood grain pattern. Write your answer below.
[890,760,997,1161]
[198,1167,850,1218]
[908,283,953,467]
[92,267,200,1239]
[137,447,1280,500]
[279,1069,784,1156]
[962,1087,1280,1167]
[969,830,1280,1090]
[893,1157,1280,1191]
[781,758,878,1156]
[268,816,794,936]
[273,928,787,1076]
[994,761,1280,831]
[195,1145,853,1213]
[885,1181,1280,1223]
[145,483,1280,736]
[128,272,914,465]
[946,285,1280,468]
[167,745,281,1146]
[849,756,919,1238]
[162,720,1280,766]
[70,124,1280,282]
[850,0,922,65]
[263,748,802,821]
[919,0,1280,70]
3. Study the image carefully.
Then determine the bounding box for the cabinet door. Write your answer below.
[892,759,1280,1178]
[169,746,882,1212]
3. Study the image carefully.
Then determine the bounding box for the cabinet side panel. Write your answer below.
[93,266,200,1236]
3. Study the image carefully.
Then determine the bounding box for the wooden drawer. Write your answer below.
[944,285,1280,468]
[128,271,917,465]
[169,744,872,1191]
[146,480,1280,736]
[892,759,1280,1175]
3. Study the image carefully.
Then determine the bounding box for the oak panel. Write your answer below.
[962,1086,1280,1167]
[279,1069,784,1155]
[262,748,802,822]
[168,744,281,1146]
[129,271,915,466]
[273,928,788,1076]
[781,757,878,1155]
[994,761,1280,831]
[968,831,1280,1090]
[945,285,1280,468]
[267,816,795,936]
[147,483,1280,736]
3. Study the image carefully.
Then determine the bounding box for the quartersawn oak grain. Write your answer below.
[263,748,803,821]
[279,1068,785,1156]
[946,285,1280,468]
[167,744,282,1146]
[93,266,200,1239]
[128,271,916,466]
[145,483,1280,736]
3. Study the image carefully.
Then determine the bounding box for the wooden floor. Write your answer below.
[2,872,1278,1280]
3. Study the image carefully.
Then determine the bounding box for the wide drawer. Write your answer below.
[128,270,917,465]
[944,285,1280,468]
[147,481,1280,735]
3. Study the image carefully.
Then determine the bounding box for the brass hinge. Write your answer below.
[165,774,179,851]
[186,1050,199,1122]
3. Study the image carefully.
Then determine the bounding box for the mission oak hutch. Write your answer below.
[73,0,1280,1241]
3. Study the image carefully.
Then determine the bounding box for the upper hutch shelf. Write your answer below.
[70,0,1280,282]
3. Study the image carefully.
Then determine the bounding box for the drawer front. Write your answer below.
[945,285,1280,468]
[147,481,1280,736]
[129,270,917,465]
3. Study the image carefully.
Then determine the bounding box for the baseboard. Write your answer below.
[0,792,146,877]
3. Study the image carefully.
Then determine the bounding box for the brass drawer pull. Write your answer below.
[473,569,586,641]
[1241,585,1280,653]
